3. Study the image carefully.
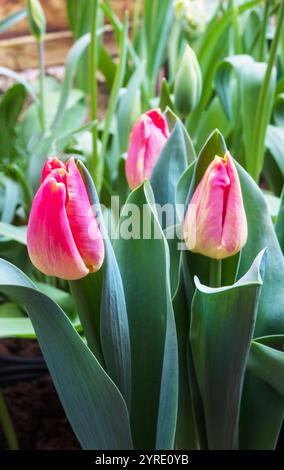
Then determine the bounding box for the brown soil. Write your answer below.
[0,338,80,450]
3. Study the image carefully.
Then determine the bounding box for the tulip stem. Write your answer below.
[259,0,269,62]
[0,390,19,450]
[69,277,105,367]
[210,259,222,288]
[38,40,46,133]
[89,0,100,189]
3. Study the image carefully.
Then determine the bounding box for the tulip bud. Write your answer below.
[174,0,207,40]
[183,152,247,260]
[27,0,46,42]
[174,45,202,117]
[27,157,104,280]
[125,108,170,190]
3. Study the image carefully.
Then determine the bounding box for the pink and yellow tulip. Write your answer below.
[183,152,247,259]
[27,157,104,280]
[125,108,170,189]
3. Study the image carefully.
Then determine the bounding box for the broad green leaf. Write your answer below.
[275,188,284,253]
[116,63,144,154]
[248,335,284,397]
[0,223,27,245]
[173,269,199,449]
[115,182,178,449]
[0,259,133,450]
[151,121,189,229]
[1,177,19,224]
[264,125,284,196]
[78,161,132,408]
[165,108,197,162]
[241,335,284,449]
[142,0,173,90]
[215,55,276,179]
[262,191,281,223]
[191,250,266,449]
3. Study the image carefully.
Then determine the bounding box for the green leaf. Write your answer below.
[142,0,173,90]
[0,67,38,103]
[264,125,284,196]
[275,188,284,253]
[0,9,26,33]
[241,335,284,449]
[248,335,284,397]
[189,96,231,154]
[52,34,91,128]
[0,258,133,450]
[191,250,266,449]
[116,62,144,153]
[150,121,189,229]
[215,55,276,179]
[0,223,27,245]
[78,161,132,408]
[115,182,178,449]
[1,177,19,224]
[173,271,199,449]
[159,79,174,112]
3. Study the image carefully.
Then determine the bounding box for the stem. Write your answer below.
[252,0,284,181]
[69,277,105,367]
[209,259,222,288]
[38,41,46,133]
[132,0,140,44]
[230,0,242,54]
[0,390,19,450]
[101,13,129,184]
[259,1,269,61]
[89,0,100,189]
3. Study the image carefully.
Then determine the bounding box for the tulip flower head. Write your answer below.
[125,109,170,189]
[183,152,247,260]
[27,157,105,280]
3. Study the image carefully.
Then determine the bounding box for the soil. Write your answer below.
[0,338,80,450]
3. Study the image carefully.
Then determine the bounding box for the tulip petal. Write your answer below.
[125,109,169,189]
[65,159,105,272]
[221,153,248,255]
[184,153,248,260]
[27,177,89,280]
[125,117,149,189]
[41,156,65,183]
[143,121,168,180]
[147,109,169,138]
[184,156,230,259]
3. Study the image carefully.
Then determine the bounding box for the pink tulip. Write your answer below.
[125,108,170,189]
[27,157,105,280]
[183,152,247,260]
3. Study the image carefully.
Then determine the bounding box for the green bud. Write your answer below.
[27,0,46,42]
[174,0,207,40]
[174,45,202,117]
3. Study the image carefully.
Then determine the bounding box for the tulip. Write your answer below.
[183,152,247,260]
[125,109,170,189]
[27,157,104,280]
[27,0,46,42]
[174,0,207,40]
[174,45,202,117]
